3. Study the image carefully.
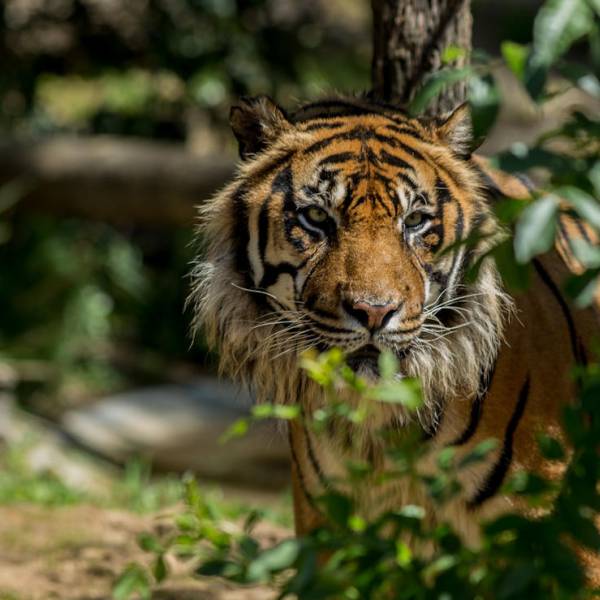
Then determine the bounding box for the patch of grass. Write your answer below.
[0,438,86,507]
[0,435,290,523]
[0,592,24,600]
[0,436,181,511]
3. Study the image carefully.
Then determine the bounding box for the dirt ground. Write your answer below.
[0,505,288,600]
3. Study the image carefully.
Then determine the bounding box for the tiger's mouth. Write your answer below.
[346,344,381,376]
[346,344,412,378]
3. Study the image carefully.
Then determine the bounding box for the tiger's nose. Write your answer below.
[343,299,400,331]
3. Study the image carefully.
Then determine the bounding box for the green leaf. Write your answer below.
[422,554,458,579]
[442,45,468,64]
[219,418,249,443]
[513,195,559,263]
[367,378,422,409]
[501,41,529,79]
[395,541,413,567]
[497,564,536,599]
[348,514,366,532]
[436,447,456,471]
[493,238,531,291]
[469,74,501,141]
[408,67,473,115]
[153,554,168,583]
[272,404,301,420]
[575,273,600,307]
[252,404,275,418]
[589,161,600,196]
[560,186,600,231]
[246,539,300,582]
[531,0,594,69]
[112,564,152,600]
[458,439,499,469]
[568,238,600,269]
[503,471,554,497]
[239,535,260,560]
[398,505,425,520]
[137,533,163,554]
[319,492,352,528]
[378,350,399,380]
[174,513,197,532]
[537,434,566,460]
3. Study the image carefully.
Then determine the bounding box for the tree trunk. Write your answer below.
[371,0,472,115]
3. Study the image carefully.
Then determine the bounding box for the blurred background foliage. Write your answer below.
[0,0,577,417]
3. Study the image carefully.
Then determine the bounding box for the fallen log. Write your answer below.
[0,135,235,227]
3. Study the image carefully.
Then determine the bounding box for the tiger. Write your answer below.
[190,94,600,583]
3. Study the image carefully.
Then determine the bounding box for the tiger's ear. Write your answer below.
[229,96,291,160]
[434,103,476,159]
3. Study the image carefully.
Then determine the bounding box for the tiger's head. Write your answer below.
[192,96,512,428]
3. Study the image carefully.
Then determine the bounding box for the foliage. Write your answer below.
[115,349,599,599]
[114,0,600,598]
[0,0,369,137]
[0,211,204,412]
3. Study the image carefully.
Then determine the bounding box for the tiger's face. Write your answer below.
[225,96,496,379]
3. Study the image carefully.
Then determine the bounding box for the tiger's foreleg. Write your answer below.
[288,420,325,535]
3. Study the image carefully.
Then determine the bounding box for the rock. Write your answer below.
[61,377,290,488]
[0,395,118,496]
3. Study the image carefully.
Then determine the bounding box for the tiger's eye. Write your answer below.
[305,206,328,224]
[404,211,425,228]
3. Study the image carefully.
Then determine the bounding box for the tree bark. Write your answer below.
[371,0,472,115]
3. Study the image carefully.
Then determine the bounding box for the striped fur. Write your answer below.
[190,96,599,582]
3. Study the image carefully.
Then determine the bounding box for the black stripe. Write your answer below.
[422,399,446,440]
[386,324,422,335]
[248,151,294,187]
[302,126,376,155]
[292,98,404,122]
[303,424,329,488]
[435,177,452,204]
[395,140,425,161]
[379,149,414,171]
[371,191,393,217]
[342,179,357,213]
[429,160,462,191]
[257,196,270,264]
[318,151,356,166]
[571,215,592,245]
[454,199,464,241]
[514,172,535,192]
[532,259,584,365]
[259,262,298,288]
[232,185,252,285]
[311,320,355,335]
[288,427,318,508]
[450,361,497,446]
[306,305,341,321]
[382,124,423,140]
[397,172,418,190]
[302,120,347,131]
[473,165,506,203]
[468,375,530,508]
